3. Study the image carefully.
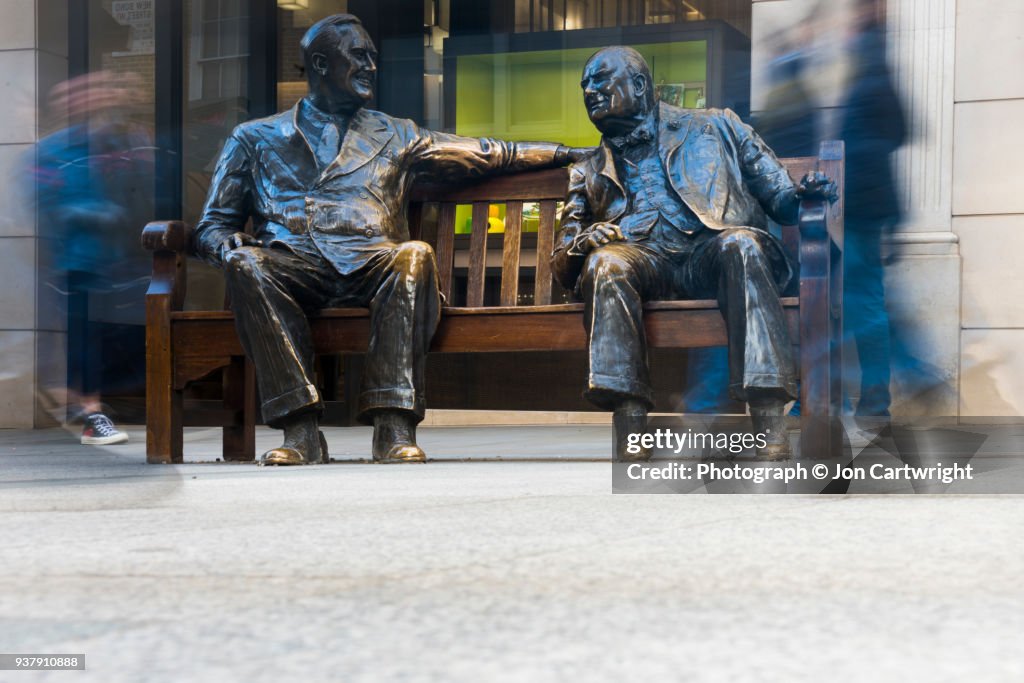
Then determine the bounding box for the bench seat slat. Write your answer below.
[170,303,801,376]
[170,297,800,321]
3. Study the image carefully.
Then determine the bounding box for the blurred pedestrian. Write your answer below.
[840,0,907,416]
[756,38,819,159]
[31,71,154,445]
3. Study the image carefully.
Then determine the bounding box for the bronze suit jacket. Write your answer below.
[196,102,566,274]
[552,103,800,290]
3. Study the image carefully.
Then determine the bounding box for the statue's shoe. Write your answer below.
[260,431,329,466]
[613,404,651,462]
[374,444,427,463]
[260,447,308,466]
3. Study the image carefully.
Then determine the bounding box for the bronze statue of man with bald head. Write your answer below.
[196,14,587,465]
[552,47,835,460]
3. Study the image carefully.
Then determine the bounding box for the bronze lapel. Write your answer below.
[318,109,394,184]
[659,103,693,194]
[589,143,627,223]
[257,105,319,188]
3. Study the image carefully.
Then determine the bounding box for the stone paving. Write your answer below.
[1,425,1022,682]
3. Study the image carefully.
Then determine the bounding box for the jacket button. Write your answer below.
[364,229,375,238]
[359,192,368,199]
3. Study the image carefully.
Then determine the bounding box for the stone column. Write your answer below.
[882,0,960,416]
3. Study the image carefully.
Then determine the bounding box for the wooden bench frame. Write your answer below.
[142,141,844,463]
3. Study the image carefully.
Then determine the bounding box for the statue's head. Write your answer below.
[580,46,655,137]
[301,14,377,114]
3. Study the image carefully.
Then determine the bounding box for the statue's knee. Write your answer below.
[582,250,631,286]
[718,229,763,259]
[223,247,261,278]
[395,240,437,278]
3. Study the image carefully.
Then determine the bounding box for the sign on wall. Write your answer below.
[111,0,155,56]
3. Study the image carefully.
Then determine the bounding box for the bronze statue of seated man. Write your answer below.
[195,14,587,465]
[551,47,835,461]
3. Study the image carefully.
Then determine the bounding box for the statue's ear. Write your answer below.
[631,72,648,101]
[311,53,329,77]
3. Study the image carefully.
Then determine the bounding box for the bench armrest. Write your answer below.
[141,220,190,253]
[797,140,844,283]
[143,220,190,311]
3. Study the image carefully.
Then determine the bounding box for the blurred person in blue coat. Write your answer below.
[32,71,154,445]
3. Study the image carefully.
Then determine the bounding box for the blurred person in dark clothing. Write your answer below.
[31,71,154,445]
[756,40,819,159]
[840,0,907,416]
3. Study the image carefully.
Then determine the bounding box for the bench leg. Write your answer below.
[799,281,843,460]
[146,370,183,464]
[223,356,256,461]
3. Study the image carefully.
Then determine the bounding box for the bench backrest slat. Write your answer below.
[501,201,524,306]
[534,200,557,305]
[466,201,491,307]
[435,202,457,301]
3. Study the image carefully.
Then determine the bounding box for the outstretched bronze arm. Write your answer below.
[408,128,589,181]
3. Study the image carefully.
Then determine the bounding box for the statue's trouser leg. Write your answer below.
[682,228,797,403]
[579,243,662,410]
[355,241,441,425]
[223,246,333,426]
[843,222,891,415]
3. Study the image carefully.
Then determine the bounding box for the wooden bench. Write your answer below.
[142,140,844,464]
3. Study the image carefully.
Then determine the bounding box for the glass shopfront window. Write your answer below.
[182,0,253,311]
[195,0,250,100]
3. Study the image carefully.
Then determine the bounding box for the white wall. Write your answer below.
[953,0,1024,417]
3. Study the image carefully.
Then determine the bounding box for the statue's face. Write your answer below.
[580,51,648,135]
[314,24,378,109]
